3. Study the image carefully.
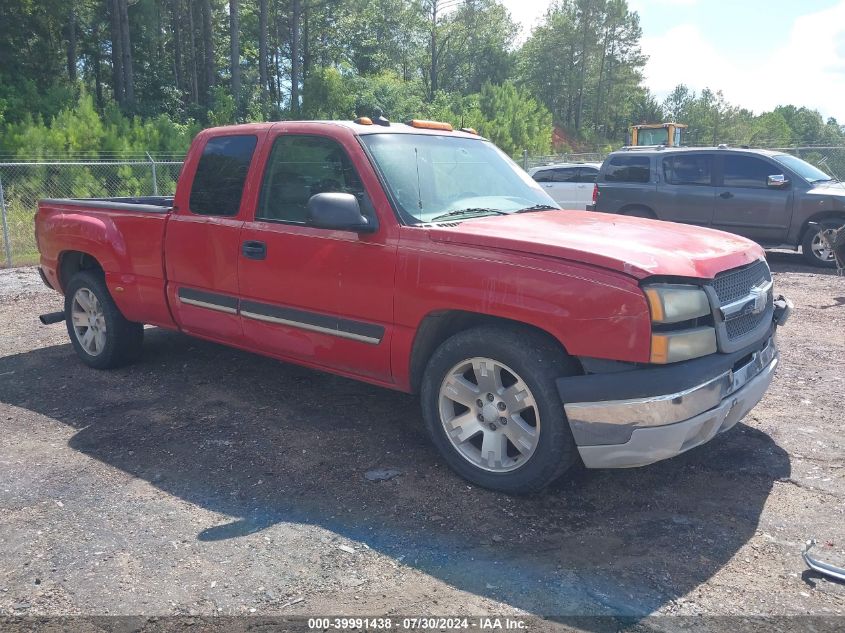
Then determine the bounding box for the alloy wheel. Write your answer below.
[71,288,107,356]
[811,229,836,262]
[438,357,541,472]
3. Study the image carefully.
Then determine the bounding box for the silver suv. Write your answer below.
[592,146,845,267]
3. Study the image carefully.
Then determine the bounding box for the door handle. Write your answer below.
[719,191,734,199]
[241,240,266,260]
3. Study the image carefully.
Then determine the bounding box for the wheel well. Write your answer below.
[619,204,657,219]
[58,251,103,292]
[799,212,845,244]
[408,311,577,393]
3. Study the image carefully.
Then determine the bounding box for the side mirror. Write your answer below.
[307,193,376,233]
[767,174,789,188]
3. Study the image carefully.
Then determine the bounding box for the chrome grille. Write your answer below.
[726,311,765,339]
[712,259,771,304]
[710,259,773,344]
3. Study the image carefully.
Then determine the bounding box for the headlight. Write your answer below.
[644,284,716,363]
[644,284,710,324]
[650,327,717,363]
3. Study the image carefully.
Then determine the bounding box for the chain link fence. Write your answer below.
[2,146,843,268]
[0,158,183,267]
[522,151,605,171]
[770,146,845,180]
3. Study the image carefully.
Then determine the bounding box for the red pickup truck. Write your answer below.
[35,119,791,494]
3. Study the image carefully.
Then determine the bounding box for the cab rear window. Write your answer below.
[189,135,257,216]
[604,156,650,183]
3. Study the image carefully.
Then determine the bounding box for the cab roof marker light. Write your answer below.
[407,119,453,132]
[459,127,478,135]
[354,117,373,125]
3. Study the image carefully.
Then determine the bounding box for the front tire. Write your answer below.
[420,326,580,494]
[802,218,845,267]
[64,270,144,369]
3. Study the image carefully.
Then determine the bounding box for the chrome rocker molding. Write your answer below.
[568,337,778,469]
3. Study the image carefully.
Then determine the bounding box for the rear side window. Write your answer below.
[578,168,598,183]
[189,135,257,216]
[604,156,650,183]
[552,168,579,182]
[532,169,553,183]
[663,154,713,186]
[723,155,776,188]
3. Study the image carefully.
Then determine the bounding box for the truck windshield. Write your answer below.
[360,133,557,224]
[773,154,834,183]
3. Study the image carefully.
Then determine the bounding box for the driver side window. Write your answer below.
[722,155,775,189]
[257,135,374,224]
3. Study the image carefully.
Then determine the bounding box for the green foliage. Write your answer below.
[301,68,356,120]
[474,82,552,155]
[0,0,842,163]
[1,93,197,159]
[207,86,238,127]
[350,73,429,122]
[749,111,792,147]
[436,0,518,95]
[660,84,845,150]
[299,73,549,157]
[519,0,647,143]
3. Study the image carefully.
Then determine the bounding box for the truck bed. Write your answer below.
[35,197,175,329]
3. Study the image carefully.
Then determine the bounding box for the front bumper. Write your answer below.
[557,297,789,469]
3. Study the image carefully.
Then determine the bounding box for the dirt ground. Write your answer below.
[0,254,843,628]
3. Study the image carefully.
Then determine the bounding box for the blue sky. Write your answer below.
[499,0,845,121]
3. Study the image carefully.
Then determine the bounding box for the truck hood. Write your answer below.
[428,210,764,280]
[806,182,845,208]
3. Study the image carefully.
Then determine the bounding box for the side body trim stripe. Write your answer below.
[177,287,239,314]
[176,287,385,345]
[240,299,385,345]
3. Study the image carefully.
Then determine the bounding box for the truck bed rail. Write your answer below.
[40,197,173,214]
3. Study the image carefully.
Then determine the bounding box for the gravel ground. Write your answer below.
[0,255,843,627]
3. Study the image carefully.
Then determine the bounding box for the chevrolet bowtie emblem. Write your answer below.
[721,279,773,321]
[748,282,769,315]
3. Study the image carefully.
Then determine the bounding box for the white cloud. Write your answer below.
[642,1,845,121]
[630,0,698,10]
[499,0,548,41]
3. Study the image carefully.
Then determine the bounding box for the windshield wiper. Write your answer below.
[430,208,508,222]
[514,204,559,214]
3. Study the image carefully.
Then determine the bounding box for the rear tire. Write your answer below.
[802,218,845,267]
[64,270,144,369]
[420,325,580,495]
